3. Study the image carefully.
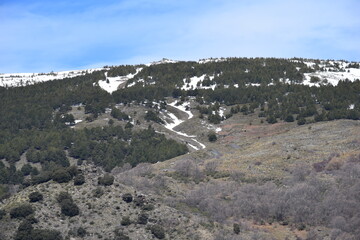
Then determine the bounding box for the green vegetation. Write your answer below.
[122,193,133,203]
[29,191,43,202]
[208,132,217,142]
[10,204,34,219]
[56,192,79,217]
[98,173,114,186]
[148,224,165,239]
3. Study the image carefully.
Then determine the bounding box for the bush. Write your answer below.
[137,212,149,225]
[141,204,155,211]
[60,199,79,217]
[56,192,72,203]
[122,193,133,203]
[77,227,87,237]
[98,174,114,186]
[233,223,240,234]
[121,216,131,226]
[74,174,85,185]
[114,229,130,240]
[29,191,43,202]
[149,225,165,239]
[297,117,306,125]
[285,115,294,122]
[21,164,33,176]
[0,209,6,220]
[93,187,104,198]
[52,169,72,183]
[66,165,78,177]
[208,132,217,142]
[10,204,34,219]
[31,229,63,240]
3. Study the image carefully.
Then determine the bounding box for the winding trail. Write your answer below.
[163,101,206,150]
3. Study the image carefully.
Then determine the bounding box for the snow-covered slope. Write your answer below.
[2,58,360,89]
[97,68,143,94]
[0,68,104,87]
[296,60,360,87]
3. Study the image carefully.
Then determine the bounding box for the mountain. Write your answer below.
[1,57,360,240]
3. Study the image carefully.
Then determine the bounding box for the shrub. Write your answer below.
[52,169,72,183]
[31,171,52,185]
[98,174,114,186]
[114,229,130,240]
[77,227,87,237]
[21,164,33,176]
[121,216,131,226]
[0,209,6,220]
[29,191,43,202]
[149,225,165,239]
[66,165,78,177]
[137,212,149,225]
[10,204,34,219]
[60,199,79,217]
[297,118,306,125]
[122,193,133,203]
[141,204,155,211]
[31,229,63,240]
[56,192,72,203]
[285,115,294,122]
[134,195,146,207]
[74,174,85,185]
[233,223,240,234]
[93,187,104,198]
[208,132,217,142]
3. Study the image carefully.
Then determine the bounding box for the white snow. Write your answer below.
[97,68,143,94]
[168,101,193,119]
[75,120,83,124]
[198,58,227,64]
[218,107,226,117]
[188,144,199,150]
[160,100,206,150]
[181,74,216,90]
[192,139,206,149]
[348,104,355,110]
[245,83,261,87]
[201,120,222,133]
[303,68,360,87]
[0,68,104,87]
[162,112,196,137]
[146,58,179,66]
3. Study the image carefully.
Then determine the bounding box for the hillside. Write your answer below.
[1,57,360,240]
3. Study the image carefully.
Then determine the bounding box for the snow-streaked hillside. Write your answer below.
[96,68,143,94]
[0,68,104,88]
[2,58,360,90]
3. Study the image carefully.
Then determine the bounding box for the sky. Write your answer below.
[1,0,360,73]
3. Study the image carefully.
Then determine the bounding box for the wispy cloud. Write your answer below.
[1,0,359,73]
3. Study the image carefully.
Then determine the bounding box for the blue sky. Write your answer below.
[1,0,360,73]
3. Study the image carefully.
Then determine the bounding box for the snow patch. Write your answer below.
[303,68,360,87]
[146,58,179,66]
[98,68,143,93]
[181,74,216,90]
[168,101,193,119]
[198,58,227,64]
[0,68,104,87]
